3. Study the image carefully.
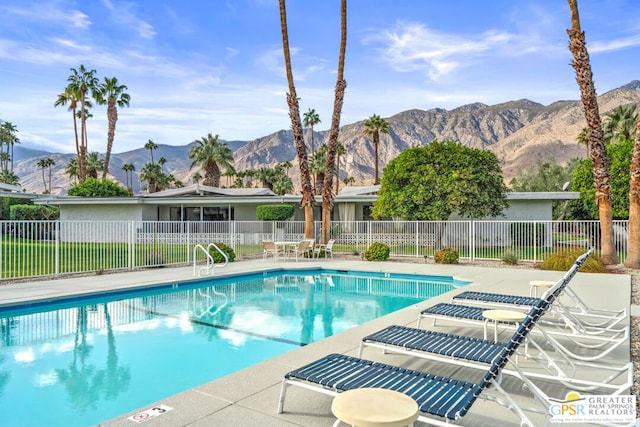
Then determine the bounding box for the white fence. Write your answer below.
[0,219,629,280]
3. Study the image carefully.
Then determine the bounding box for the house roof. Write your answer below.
[143,184,276,198]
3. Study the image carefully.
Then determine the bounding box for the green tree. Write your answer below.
[372,141,508,221]
[0,170,20,186]
[510,160,580,219]
[65,158,78,183]
[67,178,129,197]
[95,77,130,178]
[363,114,389,185]
[603,105,636,145]
[568,139,634,220]
[188,133,234,187]
[54,88,80,175]
[567,0,617,264]
[309,144,327,194]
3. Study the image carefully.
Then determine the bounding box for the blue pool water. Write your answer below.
[0,269,468,426]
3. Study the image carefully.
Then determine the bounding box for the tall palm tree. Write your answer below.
[343,176,355,186]
[363,114,389,185]
[567,0,617,264]
[603,105,637,145]
[303,109,321,154]
[144,139,158,163]
[309,145,326,194]
[279,0,315,239]
[140,162,163,193]
[626,105,640,268]
[321,0,348,244]
[188,133,234,187]
[66,65,98,182]
[335,141,346,195]
[95,77,130,179]
[54,88,80,173]
[158,157,167,173]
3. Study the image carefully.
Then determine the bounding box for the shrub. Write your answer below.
[10,204,59,220]
[209,242,236,263]
[68,178,129,197]
[256,204,295,221]
[539,248,606,273]
[501,250,519,265]
[434,247,459,264]
[364,242,390,261]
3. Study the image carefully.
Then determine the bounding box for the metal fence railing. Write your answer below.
[0,219,629,280]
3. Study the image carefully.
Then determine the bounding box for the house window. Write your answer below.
[169,206,234,221]
[363,205,374,221]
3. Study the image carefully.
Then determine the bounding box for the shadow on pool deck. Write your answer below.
[1,258,632,427]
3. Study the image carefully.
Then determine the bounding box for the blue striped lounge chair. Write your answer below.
[417,249,629,362]
[278,299,548,426]
[450,249,626,331]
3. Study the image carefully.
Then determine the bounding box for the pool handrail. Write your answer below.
[193,243,229,276]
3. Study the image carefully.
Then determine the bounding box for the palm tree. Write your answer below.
[626,106,640,268]
[66,65,98,182]
[121,163,135,192]
[567,0,617,264]
[576,127,589,157]
[0,121,19,172]
[95,77,130,179]
[343,176,355,186]
[603,105,637,145]
[280,160,293,178]
[144,139,158,163]
[188,133,234,187]
[320,0,348,244]
[85,152,104,179]
[192,171,202,184]
[0,170,19,185]
[279,0,315,239]
[303,109,321,154]
[140,162,163,193]
[65,158,79,183]
[54,88,80,174]
[335,142,346,195]
[37,158,50,193]
[158,157,167,173]
[309,145,326,194]
[363,114,389,185]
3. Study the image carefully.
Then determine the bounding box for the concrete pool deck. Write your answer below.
[0,258,634,426]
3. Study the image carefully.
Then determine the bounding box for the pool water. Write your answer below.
[0,269,467,426]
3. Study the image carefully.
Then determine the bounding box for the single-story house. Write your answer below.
[33,183,580,223]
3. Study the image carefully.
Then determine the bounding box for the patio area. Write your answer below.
[0,258,634,426]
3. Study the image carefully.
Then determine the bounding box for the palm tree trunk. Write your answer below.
[279,0,315,239]
[321,0,347,244]
[624,111,640,268]
[373,131,380,185]
[567,0,618,264]
[103,102,117,179]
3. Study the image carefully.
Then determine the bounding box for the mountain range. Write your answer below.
[12,80,640,195]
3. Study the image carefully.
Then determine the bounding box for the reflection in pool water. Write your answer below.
[0,269,466,426]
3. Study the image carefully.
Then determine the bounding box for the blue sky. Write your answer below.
[1,0,639,154]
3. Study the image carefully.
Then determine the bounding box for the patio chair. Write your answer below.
[313,239,335,259]
[289,239,312,261]
[278,297,547,426]
[417,249,629,362]
[262,241,284,260]
[358,261,633,393]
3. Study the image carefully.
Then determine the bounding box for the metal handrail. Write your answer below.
[192,243,229,276]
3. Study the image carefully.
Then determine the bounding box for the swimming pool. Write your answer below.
[0,269,468,426]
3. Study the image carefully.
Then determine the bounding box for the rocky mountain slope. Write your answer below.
[12,81,640,195]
